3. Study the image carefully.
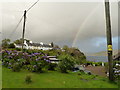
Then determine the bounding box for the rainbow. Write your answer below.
[72,4,101,47]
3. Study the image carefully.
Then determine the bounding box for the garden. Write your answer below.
[1,49,119,88]
[1,49,77,73]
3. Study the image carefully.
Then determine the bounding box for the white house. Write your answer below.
[14,40,53,50]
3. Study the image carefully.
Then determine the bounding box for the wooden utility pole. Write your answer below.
[104,0,114,81]
[22,10,27,51]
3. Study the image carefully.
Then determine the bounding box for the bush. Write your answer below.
[15,48,21,51]
[26,49,33,54]
[28,59,48,73]
[2,50,50,73]
[12,63,21,72]
[85,61,92,66]
[8,43,15,48]
[58,54,75,73]
[47,63,57,71]
[25,74,32,84]
[32,64,43,73]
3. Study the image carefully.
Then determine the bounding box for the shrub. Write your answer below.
[23,49,27,52]
[47,63,57,71]
[2,50,50,73]
[25,74,32,84]
[58,54,75,73]
[93,62,102,66]
[28,59,48,72]
[15,48,21,51]
[8,43,15,48]
[12,63,21,72]
[32,64,43,73]
[85,61,92,66]
[26,49,33,54]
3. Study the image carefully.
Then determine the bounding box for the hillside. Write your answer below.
[87,50,120,56]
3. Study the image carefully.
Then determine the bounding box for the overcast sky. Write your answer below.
[0,0,119,54]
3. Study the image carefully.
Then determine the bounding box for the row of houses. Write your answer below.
[14,40,62,63]
[14,40,53,50]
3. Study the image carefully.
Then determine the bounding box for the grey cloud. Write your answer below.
[1,2,118,53]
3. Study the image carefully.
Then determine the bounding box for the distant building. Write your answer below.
[14,40,53,50]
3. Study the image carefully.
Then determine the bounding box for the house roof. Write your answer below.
[15,40,52,48]
[27,43,52,47]
[15,43,26,46]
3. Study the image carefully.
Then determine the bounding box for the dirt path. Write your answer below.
[85,66,107,77]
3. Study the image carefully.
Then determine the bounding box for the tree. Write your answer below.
[8,43,15,48]
[51,42,54,47]
[14,38,22,44]
[68,47,86,64]
[2,39,10,48]
[63,45,69,51]
[54,45,60,49]
[58,54,75,73]
[62,46,86,64]
[26,39,30,43]
[14,38,30,44]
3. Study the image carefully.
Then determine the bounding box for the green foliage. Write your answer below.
[58,54,75,73]
[2,39,10,48]
[85,61,103,66]
[30,61,46,73]
[2,50,49,73]
[8,43,15,48]
[47,63,57,71]
[15,48,21,51]
[2,47,86,73]
[26,49,34,54]
[53,45,60,49]
[14,39,22,44]
[12,63,21,72]
[14,38,30,44]
[62,46,86,64]
[92,62,102,66]
[2,67,118,88]
[63,45,69,51]
[25,74,32,84]
[76,55,86,64]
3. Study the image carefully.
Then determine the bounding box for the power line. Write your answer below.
[9,0,39,39]
[8,15,24,39]
[26,0,39,12]
[21,0,39,51]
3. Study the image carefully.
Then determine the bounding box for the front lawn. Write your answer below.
[2,67,118,88]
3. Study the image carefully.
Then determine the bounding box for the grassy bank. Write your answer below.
[0,61,2,89]
[2,67,118,88]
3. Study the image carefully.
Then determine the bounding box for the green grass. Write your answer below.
[0,61,2,89]
[2,67,118,88]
